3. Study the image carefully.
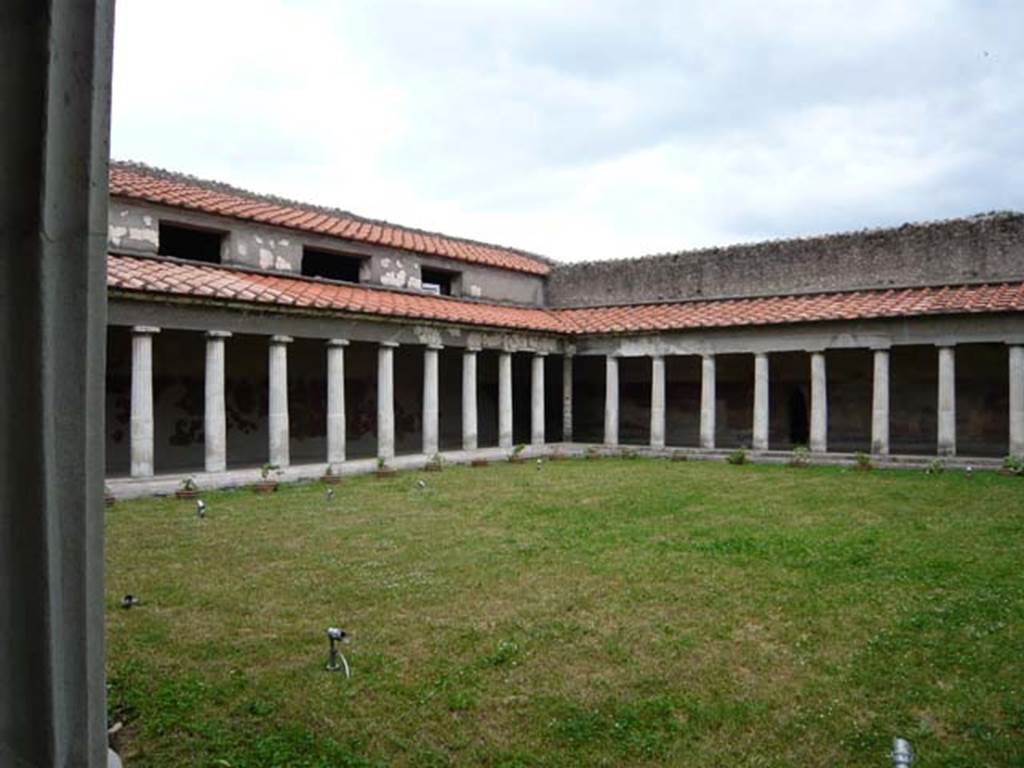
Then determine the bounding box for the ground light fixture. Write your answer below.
[120,594,140,609]
[196,499,206,518]
[891,737,913,767]
[325,627,351,677]
[417,479,426,490]
[325,488,334,501]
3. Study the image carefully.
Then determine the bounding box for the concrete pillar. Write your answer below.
[937,345,956,456]
[871,348,890,455]
[268,335,292,467]
[130,326,160,477]
[498,351,513,449]
[0,2,116,763]
[326,339,348,467]
[562,353,574,442]
[752,352,769,451]
[423,344,442,456]
[378,341,398,460]
[463,347,479,451]
[604,355,619,446]
[809,351,827,452]
[1010,345,1024,456]
[204,331,231,472]
[531,352,546,445]
[700,354,716,449]
[650,354,666,448]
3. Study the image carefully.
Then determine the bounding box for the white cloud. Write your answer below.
[111,0,1024,262]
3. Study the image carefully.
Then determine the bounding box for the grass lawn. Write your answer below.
[106,459,1024,767]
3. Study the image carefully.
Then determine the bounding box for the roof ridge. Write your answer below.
[110,160,556,267]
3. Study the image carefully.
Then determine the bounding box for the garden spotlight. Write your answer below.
[325,627,351,677]
[196,499,206,518]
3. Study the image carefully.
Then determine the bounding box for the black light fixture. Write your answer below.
[196,499,206,518]
[120,594,140,609]
[325,627,351,677]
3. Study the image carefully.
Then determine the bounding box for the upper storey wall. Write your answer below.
[547,213,1024,308]
[108,200,546,307]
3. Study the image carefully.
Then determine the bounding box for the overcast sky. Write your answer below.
[111,1,1023,262]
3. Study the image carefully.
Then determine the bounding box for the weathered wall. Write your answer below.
[548,213,1024,307]
[109,200,546,306]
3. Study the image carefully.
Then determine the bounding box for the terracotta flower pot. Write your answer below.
[375,468,397,479]
[175,489,199,500]
[471,458,489,467]
[321,474,341,485]
[253,481,278,493]
[424,463,442,472]
[508,455,525,464]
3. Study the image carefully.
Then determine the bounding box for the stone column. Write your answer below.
[423,344,442,456]
[326,339,348,467]
[650,354,666,448]
[700,354,716,449]
[604,355,619,446]
[463,346,479,451]
[377,341,398,460]
[937,345,956,456]
[1010,345,1024,456]
[204,331,231,472]
[130,326,160,477]
[809,351,827,453]
[268,335,292,468]
[752,352,769,451]
[531,352,546,445]
[871,348,890,455]
[498,351,513,449]
[562,353,574,442]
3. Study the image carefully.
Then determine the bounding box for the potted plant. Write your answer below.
[853,451,873,472]
[1000,455,1024,477]
[321,464,342,485]
[375,457,397,478]
[584,446,601,461]
[726,447,748,466]
[176,476,200,499]
[425,453,444,472]
[254,463,280,493]
[508,444,527,464]
[471,456,489,467]
[104,484,116,507]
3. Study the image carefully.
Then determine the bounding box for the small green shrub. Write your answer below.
[789,446,810,468]
[854,452,872,471]
[925,458,945,475]
[1002,455,1024,476]
[726,447,748,466]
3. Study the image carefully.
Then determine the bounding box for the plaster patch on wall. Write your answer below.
[380,269,407,287]
[143,215,153,226]
[237,242,248,256]
[381,258,391,268]
[128,227,159,246]
[280,238,290,247]
[255,235,264,245]
[412,326,444,347]
[259,248,274,269]
[407,276,422,290]
[468,284,482,298]
[274,254,293,271]
[108,225,127,246]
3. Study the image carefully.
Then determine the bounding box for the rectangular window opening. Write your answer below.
[158,222,224,264]
[421,267,458,296]
[302,247,363,283]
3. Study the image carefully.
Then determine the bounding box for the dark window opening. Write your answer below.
[158,222,224,264]
[301,247,363,283]
[421,267,457,296]
[788,387,809,445]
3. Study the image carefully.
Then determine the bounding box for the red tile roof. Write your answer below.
[109,162,552,276]
[108,253,1024,335]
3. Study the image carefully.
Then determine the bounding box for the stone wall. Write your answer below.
[547,213,1024,307]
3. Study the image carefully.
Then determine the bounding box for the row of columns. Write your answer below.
[603,344,1024,457]
[127,326,554,477]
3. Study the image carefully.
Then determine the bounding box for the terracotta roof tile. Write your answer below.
[108,254,1024,336]
[111,162,550,276]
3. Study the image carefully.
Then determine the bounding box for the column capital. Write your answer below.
[465,344,481,354]
[804,347,827,355]
[650,353,665,361]
[426,343,444,351]
[532,350,549,358]
[933,341,957,350]
[1006,341,1024,349]
[868,343,892,352]
[326,338,349,347]
[206,330,232,339]
[131,325,160,335]
[269,334,293,345]
[380,340,400,348]
[701,351,715,360]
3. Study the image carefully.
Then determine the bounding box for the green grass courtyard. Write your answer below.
[106,458,1024,766]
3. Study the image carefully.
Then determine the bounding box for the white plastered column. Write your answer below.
[650,354,666,449]
[204,330,231,473]
[423,344,442,456]
[268,335,292,468]
[562,353,574,443]
[326,339,348,467]
[378,341,398,461]
[498,351,513,450]
[1010,345,1024,457]
[604,355,619,446]
[463,346,479,451]
[871,348,890,455]
[700,354,716,449]
[937,345,956,456]
[752,352,769,451]
[531,352,546,445]
[130,325,160,477]
[809,351,828,453]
